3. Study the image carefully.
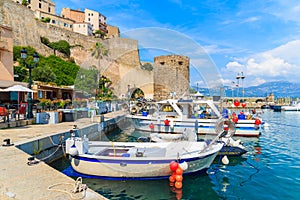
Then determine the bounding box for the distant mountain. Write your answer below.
[193,81,300,98]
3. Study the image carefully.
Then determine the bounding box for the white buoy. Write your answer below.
[69,146,78,156]
[179,161,188,170]
[222,155,229,165]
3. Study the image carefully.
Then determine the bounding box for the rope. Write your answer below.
[47,177,87,200]
[27,136,65,165]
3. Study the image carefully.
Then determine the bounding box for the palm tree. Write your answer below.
[91,42,109,98]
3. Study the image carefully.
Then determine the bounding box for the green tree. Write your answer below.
[74,66,99,97]
[14,46,80,86]
[91,42,108,59]
[141,63,153,71]
[13,46,36,62]
[13,66,28,82]
[32,65,56,83]
[49,40,71,57]
[40,36,50,46]
[38,55,79,85]
[94,30,106,39]
[22,0,29,6]
[98,75,114,100]
[14,46,39,82]
[41,17,51,23]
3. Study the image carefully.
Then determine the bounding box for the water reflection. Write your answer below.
[49,110,300,199]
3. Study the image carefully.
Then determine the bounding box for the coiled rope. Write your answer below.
[47,177,87,199]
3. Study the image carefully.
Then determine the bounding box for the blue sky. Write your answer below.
[54,0,300,88]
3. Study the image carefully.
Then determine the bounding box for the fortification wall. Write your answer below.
[0,0,144,97]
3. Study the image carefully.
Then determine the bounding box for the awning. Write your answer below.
[3,84,33,92]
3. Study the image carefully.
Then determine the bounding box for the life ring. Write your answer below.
[149,123,154,129]
[254,118,261,125]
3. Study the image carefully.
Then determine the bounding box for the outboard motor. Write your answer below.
[66,129,89,156]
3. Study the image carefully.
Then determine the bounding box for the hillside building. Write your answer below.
[11,0,55,15]
[61,8,108,35]
[84,8,107,34]
[35,11,75,31]
[106,25,120,38]
[73,22,93,36]
[61,8,85,23]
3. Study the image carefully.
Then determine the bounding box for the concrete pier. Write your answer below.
[0,111,126,200]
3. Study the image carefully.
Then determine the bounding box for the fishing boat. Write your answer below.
[281,101,300,111]
[149,119,247,157]
[127,99,263,137]
[65,131,224,180]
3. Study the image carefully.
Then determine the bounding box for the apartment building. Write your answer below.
[61,8,85,23]
[35,10,74,31]
[84,8,107,34]
[73,22,93,36]
[12,0,55,14]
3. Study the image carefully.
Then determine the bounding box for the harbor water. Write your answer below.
[49,110,300,199]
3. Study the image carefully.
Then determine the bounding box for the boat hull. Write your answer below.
[70,152,219,179]
[67,140,223,179]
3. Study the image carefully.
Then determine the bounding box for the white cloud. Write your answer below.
[223,39,300,86]
[242,16,260,24]
[264,1,300,24]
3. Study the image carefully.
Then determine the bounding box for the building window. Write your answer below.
[88,13,90,16]
[51,19,55,24]
[38,91,43,99]
[39,3,41,8]
[160,62,165,65]
[83,24,85,27]
[91,13,93,16]
[28,0,31,3]
[48,7,51,13]
[178,61,183,65]
[64,23,68,27]
[70,25,72,28]
[88,18,90,21]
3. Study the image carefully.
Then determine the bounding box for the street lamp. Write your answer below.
[241,72,245,98]
[21,48,39,119]
[236,73,241,97]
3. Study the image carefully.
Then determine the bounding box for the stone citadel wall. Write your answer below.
[0,0,189,100]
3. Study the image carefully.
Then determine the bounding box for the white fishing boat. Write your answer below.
[127,99,263,137]
[149,119,247,157]
[281,101,300,111]
[65,132,224,179]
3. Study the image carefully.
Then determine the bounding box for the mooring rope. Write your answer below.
[47,177,87,200]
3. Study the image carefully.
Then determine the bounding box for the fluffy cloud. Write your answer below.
[224,39,300,86]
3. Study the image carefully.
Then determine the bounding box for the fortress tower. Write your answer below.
[153,55,190,100]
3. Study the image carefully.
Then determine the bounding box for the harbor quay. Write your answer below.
[0,110,126,200]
